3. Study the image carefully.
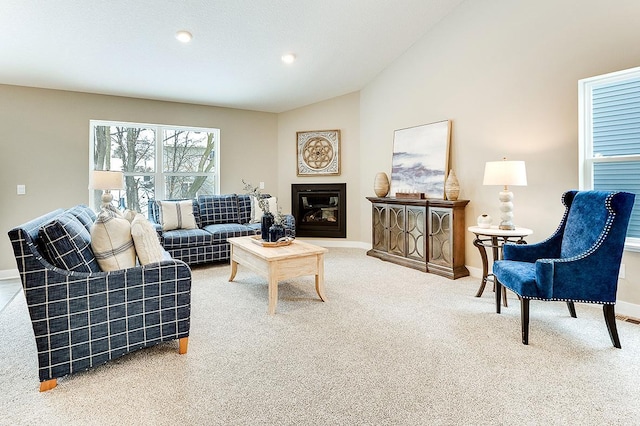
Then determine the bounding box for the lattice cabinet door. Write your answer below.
[388,205,405,256]
[428,206,452,268]
[371,203,388,252]
[405,206,426,261]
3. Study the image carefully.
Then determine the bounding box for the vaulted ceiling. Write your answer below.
[1,0,464,113]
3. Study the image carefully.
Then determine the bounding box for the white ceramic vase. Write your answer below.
[444,169,460,201]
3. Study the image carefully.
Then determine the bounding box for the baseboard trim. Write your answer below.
[296,238,370,250]
[0,269,19,280]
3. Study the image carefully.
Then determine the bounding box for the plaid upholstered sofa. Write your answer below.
[149,194,295,265]
[8,205,191,391]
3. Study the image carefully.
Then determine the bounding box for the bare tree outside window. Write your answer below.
[91,121,219,215]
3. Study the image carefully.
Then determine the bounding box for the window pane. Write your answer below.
[94,126,156,172]
[120,175,155,217]
[164,175,216,199]
[592,78,640,157]
[594,161,640,238]
[163,130,215,173]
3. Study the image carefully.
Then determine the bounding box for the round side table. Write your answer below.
[468,226,533,306]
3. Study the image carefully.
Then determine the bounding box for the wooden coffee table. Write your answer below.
[227,236,328,314]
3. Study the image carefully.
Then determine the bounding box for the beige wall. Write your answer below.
[359,0,640,308]
[0,85,278,271]
[277,92,361,242]
[3,0,640,311]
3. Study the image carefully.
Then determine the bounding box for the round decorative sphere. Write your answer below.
[477,214,492,228]
[374,172,390,197]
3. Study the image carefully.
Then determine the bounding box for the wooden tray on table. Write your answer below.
[250,235,294,247]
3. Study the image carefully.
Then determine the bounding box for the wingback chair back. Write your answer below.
[492,190,635,348]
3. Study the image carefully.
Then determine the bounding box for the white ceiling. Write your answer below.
[1,0,464,113]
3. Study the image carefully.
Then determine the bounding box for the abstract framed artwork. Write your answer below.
[297,130,341,176]
[390,120,451,198]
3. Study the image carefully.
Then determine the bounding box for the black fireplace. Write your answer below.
[291,183,346,238]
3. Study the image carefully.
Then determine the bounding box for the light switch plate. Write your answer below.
[17,185,26,195]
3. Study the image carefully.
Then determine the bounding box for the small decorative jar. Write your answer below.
[477,214,492,228]
[268,223,286,242]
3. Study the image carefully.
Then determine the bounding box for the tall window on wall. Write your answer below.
[90,120,220,215]
[579,66,640,250]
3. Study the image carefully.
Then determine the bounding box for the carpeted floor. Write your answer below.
[1,247,640,425]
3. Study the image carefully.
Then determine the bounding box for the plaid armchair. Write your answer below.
[8,205,191,391]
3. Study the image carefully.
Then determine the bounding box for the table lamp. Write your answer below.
[90,170,124,208]
[483,158,527,230]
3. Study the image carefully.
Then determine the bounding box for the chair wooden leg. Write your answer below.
[566,301,577,318]
[603,304,621,349]
[39,379,57,392]
[521,298,530,345]
[179,337,189,354]
[495,280,502,314]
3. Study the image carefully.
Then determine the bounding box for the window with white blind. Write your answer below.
[579,66,640,250]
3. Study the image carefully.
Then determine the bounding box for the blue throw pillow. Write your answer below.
[198,194,240,226]
[39,212,101,273]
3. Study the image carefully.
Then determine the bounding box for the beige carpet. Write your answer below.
[1,248,640,425]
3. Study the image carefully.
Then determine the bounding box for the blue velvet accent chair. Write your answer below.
[492,190,635,348]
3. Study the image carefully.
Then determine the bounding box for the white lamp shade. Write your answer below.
[483,160,527,186]
[89,170,124,190]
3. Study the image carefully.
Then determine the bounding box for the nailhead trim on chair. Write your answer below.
[537,192,618,266]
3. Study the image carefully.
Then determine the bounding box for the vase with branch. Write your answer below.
[242,179,274,240]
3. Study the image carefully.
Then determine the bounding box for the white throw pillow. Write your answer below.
[90,210,137,271]
[158,200,197,231]
[130,213,165,265]
[122,209,137,223]
[251,196,278,223]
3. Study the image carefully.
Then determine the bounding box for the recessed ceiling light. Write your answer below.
[281,53,296,64]
[176,30,193,43]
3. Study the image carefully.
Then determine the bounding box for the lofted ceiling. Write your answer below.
[1,0,464,113]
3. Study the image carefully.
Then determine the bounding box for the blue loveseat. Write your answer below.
[149,194,295,266]
[8,204,191,391]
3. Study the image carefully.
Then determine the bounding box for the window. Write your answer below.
[579,66,640,250]
[90,120,219,215]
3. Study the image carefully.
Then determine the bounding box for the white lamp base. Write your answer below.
[498,189,515,230]
[101,190,114,208]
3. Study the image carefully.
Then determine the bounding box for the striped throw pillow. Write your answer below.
[158,200,197,231]
[90,209,137,271]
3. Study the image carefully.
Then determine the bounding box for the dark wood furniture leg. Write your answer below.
[521,298,530,345]
[603,304,621,349]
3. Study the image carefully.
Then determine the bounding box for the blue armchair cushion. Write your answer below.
[39,212,101,273]
[198,194,240,226]
[238,194,252,225]
[203,223,255,243]
[161,228,215,250]
[66,204,97,233]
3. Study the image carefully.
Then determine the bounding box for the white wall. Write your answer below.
[359,0,640,310]
[277,92,361,242]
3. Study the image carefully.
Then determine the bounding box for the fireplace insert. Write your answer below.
[291,183,346,238]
